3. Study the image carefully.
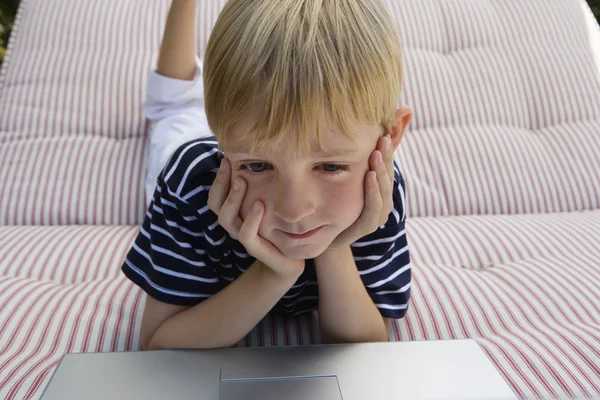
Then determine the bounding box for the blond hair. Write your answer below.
[203,0,403,156]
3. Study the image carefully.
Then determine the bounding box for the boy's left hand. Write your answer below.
[328,135,396,249]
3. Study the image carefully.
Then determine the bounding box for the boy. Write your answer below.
[122,0,413,350]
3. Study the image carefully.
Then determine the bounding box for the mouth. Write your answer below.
[281,226,324,239]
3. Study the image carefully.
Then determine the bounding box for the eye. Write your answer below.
[239,162,273,175]
[321,164,350,174]
[238,162,350,178]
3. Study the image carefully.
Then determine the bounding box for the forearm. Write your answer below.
[157,0,197,80]
[148,261,299,349]
[315,247,388,343]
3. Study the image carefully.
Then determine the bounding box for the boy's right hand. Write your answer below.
[208,157,305,280]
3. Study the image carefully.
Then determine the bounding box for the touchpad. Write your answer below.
[219,376,342,400]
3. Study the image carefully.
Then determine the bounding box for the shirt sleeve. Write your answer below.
[121,171,223,306]
[143,56,213,207]
[351,164,411,319]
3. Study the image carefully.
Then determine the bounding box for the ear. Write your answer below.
[388,106,413,150]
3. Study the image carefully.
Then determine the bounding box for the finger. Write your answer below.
[207,157,231,215]
[373,150,394,225]
[359,170,384,232]
[217,177,246,235]
[237,201,263,245]
[238,201,289,266]
[326,171,382,248]
[379,135,395,184]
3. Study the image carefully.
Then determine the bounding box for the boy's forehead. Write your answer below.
[223,129,364,158]
[226,142,360,158]
[222,93,384,155]
[222,107,383,158]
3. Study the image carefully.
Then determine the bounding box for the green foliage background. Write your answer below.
[0,0,599,66]
[589,0,600,22]
[0,0,18,63]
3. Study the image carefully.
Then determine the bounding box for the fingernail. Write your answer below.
[376,151,383,165]
[252,201,262,214]
[385,136,392,150]
[233,180,241,191]
[220,158,228,172]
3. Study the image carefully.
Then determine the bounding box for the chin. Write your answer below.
[268,235,333,260]
[282,246,326,260]
[280,245,329,260]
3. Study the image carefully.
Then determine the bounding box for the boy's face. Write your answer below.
[224,111,384,260]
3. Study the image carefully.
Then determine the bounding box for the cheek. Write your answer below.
[236,178,266,220]
[321,174,365,221]
[233,172,366,225]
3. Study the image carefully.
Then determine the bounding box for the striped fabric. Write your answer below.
[1,0,600,224]
[400,211,600,400]
[2,214,599,399]
[0,273,322,399]
[0,274,142,400]
[393,0,600,219]
[0,226,138,282]
[0,0,164,225]
[1,0,599,399]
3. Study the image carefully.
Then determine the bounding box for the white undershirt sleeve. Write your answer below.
[143,57,213,206]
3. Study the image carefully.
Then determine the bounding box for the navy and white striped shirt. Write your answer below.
[122,136,411,318]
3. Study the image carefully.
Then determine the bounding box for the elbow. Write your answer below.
[322,330,388,345]
[322,319,390,344]
[142,332,171,351]
[141,335,238,351]
[323,335,387,345]
[358,330,389,344]
[141,337,160,351]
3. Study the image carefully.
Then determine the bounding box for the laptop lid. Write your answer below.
[40,339,517,400]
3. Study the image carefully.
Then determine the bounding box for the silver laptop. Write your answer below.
[40,339,517,400]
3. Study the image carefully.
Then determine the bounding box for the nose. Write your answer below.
[272,178,316,224]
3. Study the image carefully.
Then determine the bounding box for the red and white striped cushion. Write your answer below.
[2,213,599,400]
[1,0,599,399]
[0,273,322,400]
[0,0,166,225]
[0,275,143,400]
[0,226,137,282]
[401,210,600,400]
[393,0,600,218]
[0,0,229,226]
[1,0,599,224]
[0,226,320,399]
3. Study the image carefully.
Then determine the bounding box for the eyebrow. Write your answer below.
[313,148,360,157]
[226,146,360,158]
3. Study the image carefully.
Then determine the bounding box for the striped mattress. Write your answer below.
[1,0,599,399]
